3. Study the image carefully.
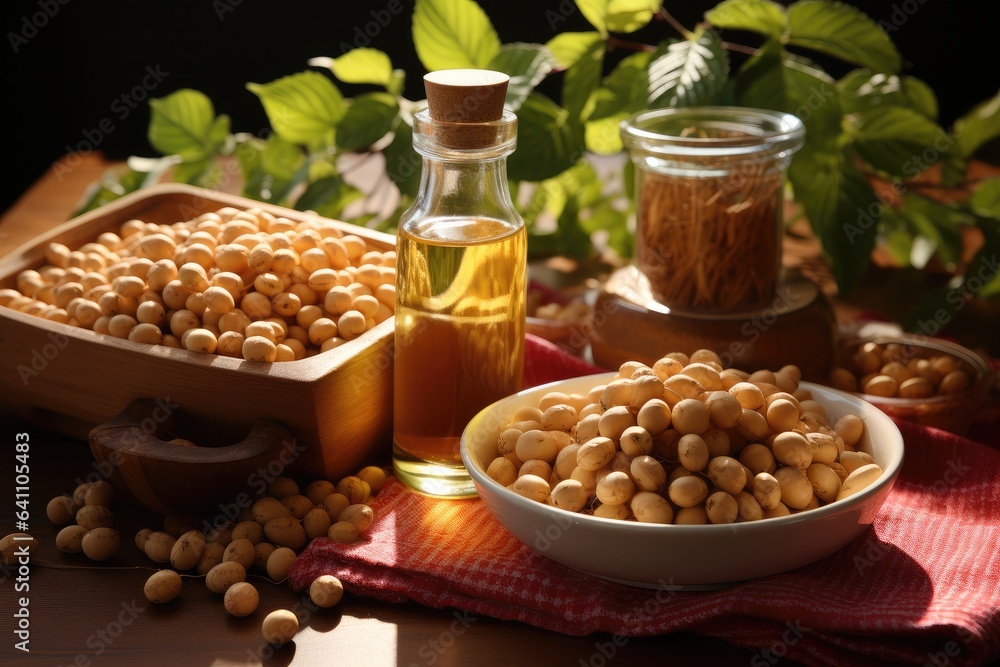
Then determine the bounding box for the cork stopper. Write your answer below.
[423,69,509,149]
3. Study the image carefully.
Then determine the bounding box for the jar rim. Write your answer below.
[621,106,805,158]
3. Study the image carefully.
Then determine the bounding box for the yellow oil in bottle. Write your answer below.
[393,216,526,466]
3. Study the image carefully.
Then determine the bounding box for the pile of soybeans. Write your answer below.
[0,206,395,362]
[488,349,883,524]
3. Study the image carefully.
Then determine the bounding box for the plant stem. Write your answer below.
[860,167,989,194]
[658,7,693,40]
[720,40,759,56]
[607,35,656,52]
[657,7,759,56]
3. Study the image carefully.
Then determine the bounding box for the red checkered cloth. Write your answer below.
[289,335,1000,667]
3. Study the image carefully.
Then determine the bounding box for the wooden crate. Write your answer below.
[0,184,395,482]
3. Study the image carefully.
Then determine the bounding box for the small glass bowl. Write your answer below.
[831,334,993,435]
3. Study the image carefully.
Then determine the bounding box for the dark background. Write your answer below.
[1,0,995,216]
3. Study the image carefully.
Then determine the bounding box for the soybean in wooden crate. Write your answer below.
[0,185,396,483]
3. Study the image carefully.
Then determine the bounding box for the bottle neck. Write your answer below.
[401,108,523,232]
[408,155,520,224]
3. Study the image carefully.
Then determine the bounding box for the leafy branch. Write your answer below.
[82,0,1000,320]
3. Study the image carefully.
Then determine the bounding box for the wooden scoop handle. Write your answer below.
[89,398,298,516]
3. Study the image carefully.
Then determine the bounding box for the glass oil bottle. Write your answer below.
[392,69,526,498]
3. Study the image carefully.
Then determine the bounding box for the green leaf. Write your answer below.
[574,0,609,34]
[521,162,602,228]
[903,78,939,121]
[606,220,634,257]
[172,159,212,185]
[384,117,421,198]
[939,151,968,189]
[260,134,305,182]
[787,0,900,73]
[528,196,592,259]
[507,93,584,182]
[648,29,729,109]
[623,159,635,201]
[148,89,229,161]
[585,112,629,154]
[582,199,632,256]
[519,180,559,229]
[585,49,654,151]
[336,92,399,151]
[524,161,634,256]
[557,161,605,208]
[261,134,310,203]
[970,178,1000,220]
[209,115,231,147]
[295,176,364,219]
[580,202,627,234]
[837,70,938,119]
[736,41,841,153]
[247,72,345,148]
[73,166,149,216]
[953,89,1000,158]
[901,191,975,231]
[563,37,606,118]
[556,197,592,258]
[487,43,557,111]
[789,148,880,292]
[710,78,737,105]
[705,0,786,39]
[900,203,961,267]
[412,0,501,71]
[575,0,663,35]
[387,69,407,97]
[590,51,653,120]
[236,134,307,204]
[848,106,947,179]
[539,177,569,220]
[545,31,602,69]
[234,136,265,199]
[877,206,913,267]
[308,160,337,183]
[897,193,972,268]
[610,0,664,33]
[310,48,394,87]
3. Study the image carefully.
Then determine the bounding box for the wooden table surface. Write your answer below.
[0,154,791,666]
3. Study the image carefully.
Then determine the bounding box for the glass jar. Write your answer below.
[620,107,804,313]
[392,105,526,498]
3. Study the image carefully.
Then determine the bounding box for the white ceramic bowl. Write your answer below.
[461,374,904,589]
